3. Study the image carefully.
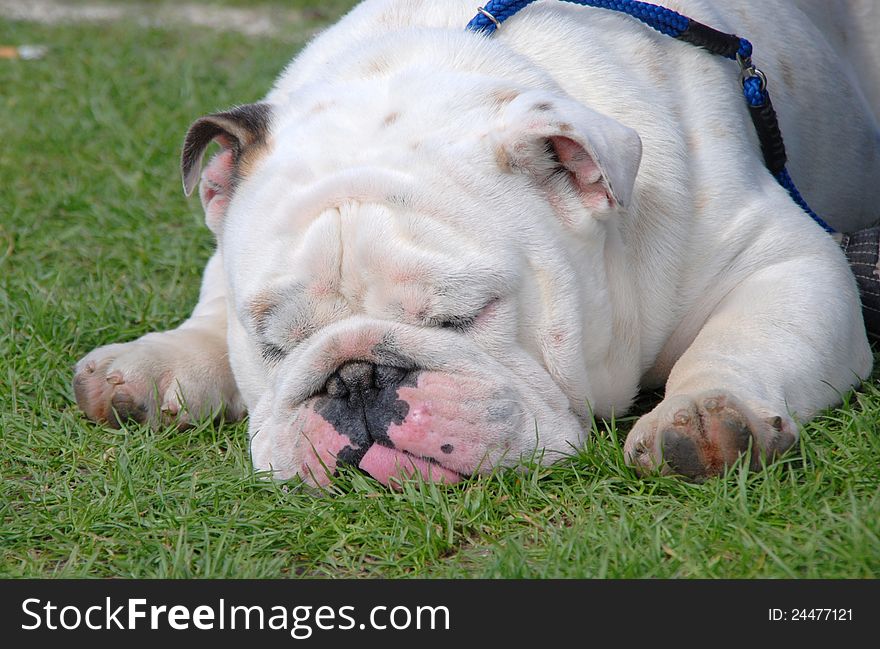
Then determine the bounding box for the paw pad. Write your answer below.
[624,391,798,480]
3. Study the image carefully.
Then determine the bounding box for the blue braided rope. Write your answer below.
[775,169,834,233]
[468,0,689,37]
[467,0,834,234]
[741,78,834,233]
[742,75,765,106]
[469,0,756,59]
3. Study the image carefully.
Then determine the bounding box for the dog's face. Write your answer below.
[181,78,642,487]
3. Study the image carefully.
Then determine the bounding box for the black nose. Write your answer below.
[325,361,408,401]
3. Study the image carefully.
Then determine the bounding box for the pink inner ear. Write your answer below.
[549,136,613,210]
[199,149,234,231]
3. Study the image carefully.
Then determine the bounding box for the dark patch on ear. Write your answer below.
[180,102,272,196]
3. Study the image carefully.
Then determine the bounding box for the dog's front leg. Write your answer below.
[73,251,243,428]
[625,236,872,480]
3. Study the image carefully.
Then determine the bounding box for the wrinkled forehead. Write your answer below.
[226,192,518,313]
[220,69,538,309]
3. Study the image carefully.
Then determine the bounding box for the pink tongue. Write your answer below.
[358,444,462,488]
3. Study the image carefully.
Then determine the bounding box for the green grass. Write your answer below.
[2,3,879,579]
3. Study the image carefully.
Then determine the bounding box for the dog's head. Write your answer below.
[180,76,641,488]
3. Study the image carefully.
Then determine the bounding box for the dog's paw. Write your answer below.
[73,330,243,428]
[623,390,798,480]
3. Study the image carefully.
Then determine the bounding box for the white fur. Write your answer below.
[76,0,879,481]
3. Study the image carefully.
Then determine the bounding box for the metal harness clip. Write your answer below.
[736,52,767,91]
[477,6,502,30]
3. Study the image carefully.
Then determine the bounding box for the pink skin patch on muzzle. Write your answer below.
[385,372,491,474]
[294,371,500,489]
[358,444,462,488]
[297,404,356,488]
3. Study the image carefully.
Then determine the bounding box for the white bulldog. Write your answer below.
[74,0,880,485]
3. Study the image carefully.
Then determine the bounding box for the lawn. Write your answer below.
[1,1,878,579]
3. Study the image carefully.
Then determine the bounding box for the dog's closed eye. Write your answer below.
[434,298,499,332]
[438,315,477,331]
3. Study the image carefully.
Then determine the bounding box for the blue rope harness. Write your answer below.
[467,0,835,234]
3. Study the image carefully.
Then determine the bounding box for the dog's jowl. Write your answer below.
[75,0,880,485]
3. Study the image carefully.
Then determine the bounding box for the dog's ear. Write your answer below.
[493,91,641,219]
[181,102,272,230]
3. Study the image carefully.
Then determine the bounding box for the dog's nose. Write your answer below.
[325,361,408,400]
[337,360,374,396]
